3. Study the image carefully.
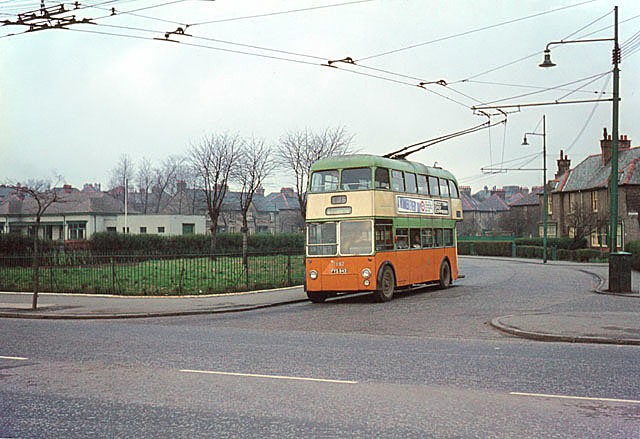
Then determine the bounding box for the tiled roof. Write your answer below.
[477,194,510,212]
[559,146,640,192]
[0,192,130,216]
[509,188,543,207]
[460,192,480,211]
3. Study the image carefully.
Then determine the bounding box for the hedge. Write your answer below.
[514,237,587,250]
[89,232,304,255]
[457,241,512,257]
[0,234,58,255]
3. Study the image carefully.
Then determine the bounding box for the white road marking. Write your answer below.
[180,369,358,384]
[0,356,28,361]
[510,392,640,404]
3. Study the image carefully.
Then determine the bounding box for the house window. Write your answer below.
[182,223,195,235]
[541,222,557,238]
[68,222,87,240]
[157,226,165,233]
[140,227,147,234]
[547,194,553,215]
[591,191,598,212]
[107,227,116,233]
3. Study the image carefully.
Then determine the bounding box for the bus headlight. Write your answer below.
[309,270,318,280]
[361,268,371,279]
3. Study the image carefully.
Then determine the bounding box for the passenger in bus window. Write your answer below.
[410,228,421,248]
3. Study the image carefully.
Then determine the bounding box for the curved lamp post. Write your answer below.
[539,6,620,253]
[522,115,548,263]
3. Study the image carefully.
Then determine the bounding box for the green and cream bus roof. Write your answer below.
[309,154,457,183]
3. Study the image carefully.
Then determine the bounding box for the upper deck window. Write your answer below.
[439,178,450,197]
[375,167,390,189]
[310,170,339,193]
[341,167,372,191]
[405,172,417,194]
[428,176,440,196]
[391,170,405,192]
[417,175,428,195]
[448,180,459,198]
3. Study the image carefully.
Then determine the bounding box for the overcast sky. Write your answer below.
[2,0,639,194]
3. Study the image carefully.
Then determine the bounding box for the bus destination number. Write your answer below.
[330,261,347,274]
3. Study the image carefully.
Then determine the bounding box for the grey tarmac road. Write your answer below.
[1,258,639,438]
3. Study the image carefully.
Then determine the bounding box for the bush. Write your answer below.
[89,232,304,255]
[457,242,471,255]
[0,234,58,255]
[515,237,586,250]
[575,248,602,262]
[516,245,543,259]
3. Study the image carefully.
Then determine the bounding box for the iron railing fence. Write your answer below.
[0,251,305,296]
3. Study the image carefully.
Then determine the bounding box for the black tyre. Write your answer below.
[307,291,328,303]
[439,260,451,289]
[373,265,395,302]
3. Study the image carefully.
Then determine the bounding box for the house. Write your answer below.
[547,129,640,249]
[165,183,304,234]
[458,186,516,236]
[0,189,205,241]
[506,187,543,238]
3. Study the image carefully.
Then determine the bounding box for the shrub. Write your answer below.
[516,245,543,259]
[89,232,304,255]
[575,248,601,262]
[515,237,586,250]
[0,234,58,255]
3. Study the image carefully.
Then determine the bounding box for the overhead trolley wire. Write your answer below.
[356,0,597,62]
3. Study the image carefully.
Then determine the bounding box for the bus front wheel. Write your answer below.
[307,291,328,303]
[374,266,395,302]
[439,260,451,289]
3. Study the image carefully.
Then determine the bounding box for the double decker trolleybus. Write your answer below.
[304,154,463,303]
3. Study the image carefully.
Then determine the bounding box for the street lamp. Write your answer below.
[522,115,548,263]
[539,6,620,254]
[539,6,627,292]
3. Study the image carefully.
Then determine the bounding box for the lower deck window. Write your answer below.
[340,221,373,255]
[307,222,337,255]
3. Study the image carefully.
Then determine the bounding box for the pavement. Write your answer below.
[1,258,639,345]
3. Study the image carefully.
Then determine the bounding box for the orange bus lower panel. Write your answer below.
[305,249,458,293]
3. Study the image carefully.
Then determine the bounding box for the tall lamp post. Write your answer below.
[539,6,623,290]
[522,115,548,263]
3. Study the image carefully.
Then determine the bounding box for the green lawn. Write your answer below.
[0,254,305,296]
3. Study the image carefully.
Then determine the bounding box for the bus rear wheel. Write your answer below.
[439,260,451,289]
[374,266,395,302]
[307,291,328,303]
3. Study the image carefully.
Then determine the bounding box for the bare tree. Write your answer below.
[136,156,154,213]
[566,202,608,248]
[152,155,183,214]
[235,138,276,270]
[188,133,242,254]
[10,178,62,309]
[277,126,355,220]
[109,153,135,205]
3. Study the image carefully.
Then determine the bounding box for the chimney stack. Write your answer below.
[601,127,632,164]
[556,150,571,178]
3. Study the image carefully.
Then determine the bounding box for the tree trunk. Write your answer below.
[32,222,40,310]
[241,218,249,269]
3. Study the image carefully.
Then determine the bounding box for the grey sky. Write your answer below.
[2,0,639,193]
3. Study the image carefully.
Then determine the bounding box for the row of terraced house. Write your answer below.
[455,129,639,250]
[2,129,639,250]
[0,183,304,243]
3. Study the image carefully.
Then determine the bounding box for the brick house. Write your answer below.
[547,129,640,249]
